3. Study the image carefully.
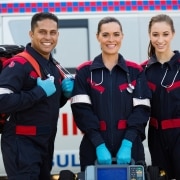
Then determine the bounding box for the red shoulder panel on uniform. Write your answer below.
[140,60,149,68]
[77,60,92,71]
[125,60,143,72]
[3,56,28,68]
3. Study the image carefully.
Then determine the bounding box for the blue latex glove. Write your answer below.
[61,78,74,98]
[116,139,132,164]
[96,143,112,164]
[37,77,56,97]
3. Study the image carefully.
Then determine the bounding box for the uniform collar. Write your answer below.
[146,51,180,70]
[90,53,129,73]
[25,43,53,66]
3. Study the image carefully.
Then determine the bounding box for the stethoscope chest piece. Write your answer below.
[127,83,134,93]
[126,72,134,93]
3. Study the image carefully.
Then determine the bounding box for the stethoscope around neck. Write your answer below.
[161,66,180,88]
[90,70,135,93]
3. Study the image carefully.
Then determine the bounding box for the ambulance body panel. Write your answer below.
[0,0,180,176]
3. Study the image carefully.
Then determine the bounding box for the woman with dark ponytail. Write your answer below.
[142,14,180,179]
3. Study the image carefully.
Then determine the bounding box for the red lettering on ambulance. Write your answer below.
[72,116,78,135]
[61,113,80,135]
[62,113,68,135]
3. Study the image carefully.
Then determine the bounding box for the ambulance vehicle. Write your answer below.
[0,0,180,177]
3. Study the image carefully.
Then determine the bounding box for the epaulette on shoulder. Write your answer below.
[77,60,93,71]
[125,60,143,71]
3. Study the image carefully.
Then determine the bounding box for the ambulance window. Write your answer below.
[8,19,89,74]
[53,19,89,74]
[9,20,30,46]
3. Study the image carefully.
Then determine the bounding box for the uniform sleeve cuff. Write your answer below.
[86,129,104,147]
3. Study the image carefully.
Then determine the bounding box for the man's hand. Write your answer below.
[37,77,56,97]
[61,78,74,98]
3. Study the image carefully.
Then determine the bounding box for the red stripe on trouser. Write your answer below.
[0,113,7,117]
[0,119,6,124]
[149,117,158,129]
[16,125,37,136]
[100,121,106,131]
[149,118,180,129]
[118,120,127,129]
[99,120,127,131]
[16,125,36,135]
[161,119,180,129]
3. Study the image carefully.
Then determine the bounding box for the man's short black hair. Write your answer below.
[31,12,59,31]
